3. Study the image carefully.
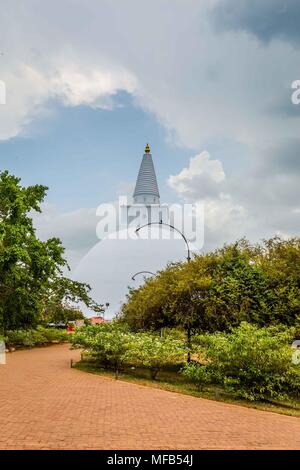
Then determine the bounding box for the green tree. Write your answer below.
[0,171,66,332]
[257,237,300,325]
[41,277,103,324]
[206,241,273,328]
[0,171,102,333]
[120,237,300,334]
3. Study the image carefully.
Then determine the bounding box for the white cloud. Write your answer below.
[52,66,137,108]
[32,198,132,270]
[168,151,225,199]
[203,195,247,249]
[0,0,299,248]
[1,0,299,150]
[32,204,99,269]
[0,61,137,140]
[168,146,300,249]
[168,151,247,249]
[0,0,298,148]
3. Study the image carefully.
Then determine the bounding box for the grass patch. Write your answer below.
[74,359,300,418]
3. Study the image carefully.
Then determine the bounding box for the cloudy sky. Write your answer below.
[0,0,299,268]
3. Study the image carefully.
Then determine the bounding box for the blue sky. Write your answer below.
[0,89,250,213]
[0,92,194,210]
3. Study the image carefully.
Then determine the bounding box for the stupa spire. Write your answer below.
[133,144,160,204]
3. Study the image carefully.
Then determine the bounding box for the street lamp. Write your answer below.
[131,271,155,281]
[135,220,191,262]
[135,220,192,360]
[102,302,110,321]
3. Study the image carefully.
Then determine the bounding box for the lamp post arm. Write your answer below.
[136,221,191,262]
[131,271,155,281]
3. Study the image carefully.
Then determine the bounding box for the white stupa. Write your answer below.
[72,144,190,318]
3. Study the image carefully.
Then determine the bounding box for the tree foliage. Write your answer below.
[193,322,300,401]
[0,171,102,332]
[41,277,103,324]
[71,322,299,402]
[71,323,185,380]
[71,323,135,378]
[181,363,212,391]
[130,333,185,379]
[120,237,300,333]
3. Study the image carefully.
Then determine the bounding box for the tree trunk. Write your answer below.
[150,369,159,380]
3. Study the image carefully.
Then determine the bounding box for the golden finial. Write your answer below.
[145,143,150,154]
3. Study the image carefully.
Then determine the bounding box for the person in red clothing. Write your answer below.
[66,323,74,333]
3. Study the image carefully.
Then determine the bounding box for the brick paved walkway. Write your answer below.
[0,344,299,449]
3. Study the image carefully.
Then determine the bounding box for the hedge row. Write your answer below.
[4,326,69,349]
[72,322,300,402]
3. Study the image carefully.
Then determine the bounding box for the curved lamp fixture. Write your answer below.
[131,271,155,281]
[135,220,191,262]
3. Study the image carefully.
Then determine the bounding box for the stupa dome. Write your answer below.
[72,145,198,318]
[72,225,189,318]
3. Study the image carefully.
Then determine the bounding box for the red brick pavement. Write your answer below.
[0,344,299,449]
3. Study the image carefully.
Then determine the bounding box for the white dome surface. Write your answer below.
[72,226,191,318]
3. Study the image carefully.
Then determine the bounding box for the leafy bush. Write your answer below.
[195,322,300,401]
[71,322,300,401]
[130,333,185,379]
[5,329,44,348]
[181,362,212,391]
[71,322,135,377]
[5,326,68,348]
[71,323,185,379]
[37,326,68,343]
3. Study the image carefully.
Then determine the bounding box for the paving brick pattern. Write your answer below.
[0,344,299,449]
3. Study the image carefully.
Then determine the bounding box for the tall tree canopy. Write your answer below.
[120,237,300,333]
[0,171,102,332]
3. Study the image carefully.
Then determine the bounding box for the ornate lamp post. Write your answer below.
[102,302,110,321]
[135,220,193,360]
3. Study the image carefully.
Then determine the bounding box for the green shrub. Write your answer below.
[5,329,44,348]
[181,362,212,391]
[130,333,185,379]
[196,322,300,401]
[71,323,186,379]
[71,322,135,377]
[5,326,68,348]
[37,326,68,343]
